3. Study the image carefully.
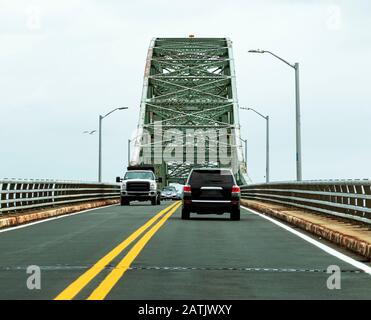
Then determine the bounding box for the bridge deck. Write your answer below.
[0,202,370,299]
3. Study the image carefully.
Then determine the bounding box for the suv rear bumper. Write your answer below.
[182,199,240,214]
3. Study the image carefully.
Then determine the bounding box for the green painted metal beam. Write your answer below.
[131,37,249,185]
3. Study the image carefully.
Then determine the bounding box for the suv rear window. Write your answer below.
[188,170,234,187]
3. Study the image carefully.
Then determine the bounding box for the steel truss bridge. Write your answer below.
[130,37,249,185]
[1,37,371,300]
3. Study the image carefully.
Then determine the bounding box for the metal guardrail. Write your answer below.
[241,180,371,225]
[0,179,120,214]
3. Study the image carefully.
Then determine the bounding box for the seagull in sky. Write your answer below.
[83,130,96,135]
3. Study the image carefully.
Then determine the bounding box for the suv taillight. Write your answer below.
[183,185,192,192]
[232,185,240,193]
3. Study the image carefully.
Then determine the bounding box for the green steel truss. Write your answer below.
[131,37,249,185]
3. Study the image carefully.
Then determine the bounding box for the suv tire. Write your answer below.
[181,208,190,220]
[120,197,129,206]
[230,208,240,221]
[151,197,157,206]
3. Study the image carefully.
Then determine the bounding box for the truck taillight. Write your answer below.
[232,185,240,193]
[183,185,191,192]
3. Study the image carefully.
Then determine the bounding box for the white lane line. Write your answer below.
[0,204,118,234]
[241,206,371,275]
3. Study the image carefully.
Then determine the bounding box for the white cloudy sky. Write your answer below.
[0,0,370,183]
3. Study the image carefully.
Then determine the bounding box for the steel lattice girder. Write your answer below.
[131,37,249,185]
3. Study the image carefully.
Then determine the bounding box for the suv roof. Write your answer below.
[191,168,233,174]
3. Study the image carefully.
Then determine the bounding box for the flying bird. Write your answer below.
[83,130,96,135]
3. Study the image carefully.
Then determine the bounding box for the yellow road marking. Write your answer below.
[54,201,180,300]
[87,202,181,300]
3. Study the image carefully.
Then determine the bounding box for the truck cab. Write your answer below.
[116,166,161,206]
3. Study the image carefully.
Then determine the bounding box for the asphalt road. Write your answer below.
[0,201,370,300]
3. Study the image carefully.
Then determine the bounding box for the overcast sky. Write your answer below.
[1,0,370,183]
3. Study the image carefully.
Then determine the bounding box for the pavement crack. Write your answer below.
[127,265,365,273]
[0,265,365,274]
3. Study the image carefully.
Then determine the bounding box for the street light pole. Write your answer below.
[266,115,270,183]
[98,107,128,182]
[98,115,103,182]
[128,138,131,166]
[248,49,302,181]
[241,107,270,183]
[239,137,247,169]
[294,63,302,181]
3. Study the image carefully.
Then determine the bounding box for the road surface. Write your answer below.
[0,201,370,300]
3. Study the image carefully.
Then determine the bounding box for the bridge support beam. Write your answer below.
[131,37,249,185]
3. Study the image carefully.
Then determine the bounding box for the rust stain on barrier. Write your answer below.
[242,199,371,260]
[0,199,119,229]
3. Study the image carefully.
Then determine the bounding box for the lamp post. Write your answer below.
[248,49,302,181]
[98,107,128,182]
[128,138,131,166]
[239,137,247,169]
[241,107,270,183]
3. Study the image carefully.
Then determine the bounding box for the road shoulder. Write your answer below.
[0,199,119,230]
[241,199,371,261]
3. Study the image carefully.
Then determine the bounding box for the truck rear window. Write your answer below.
[124,172,154,180]
[189,170,234,187]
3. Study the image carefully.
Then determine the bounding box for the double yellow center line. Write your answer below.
[55,201,181,300]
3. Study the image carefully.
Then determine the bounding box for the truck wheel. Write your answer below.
[230,208,240,221]
[181,208,190,220]
[151,197,157,205]
[156,196,161,205]
[120,197,129,206]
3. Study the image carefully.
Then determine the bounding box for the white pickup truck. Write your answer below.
[116,166,162,206]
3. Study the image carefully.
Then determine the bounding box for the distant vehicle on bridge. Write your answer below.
[116,166,161,206]
[161,186,178,200]
[182,168,241,221]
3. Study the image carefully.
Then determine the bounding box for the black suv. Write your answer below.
[182,168,241,220]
